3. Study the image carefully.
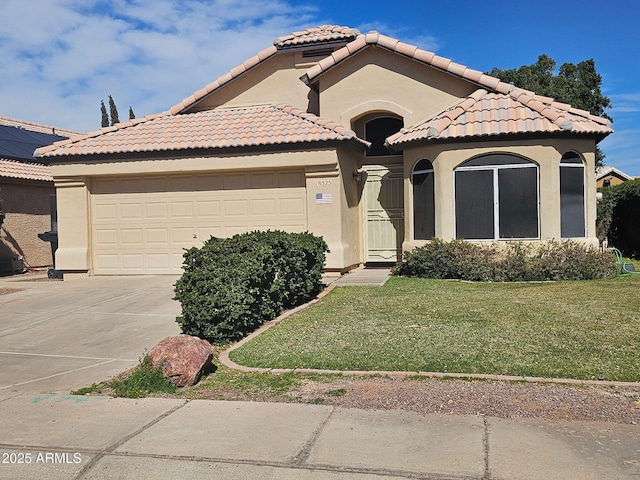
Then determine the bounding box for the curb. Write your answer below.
[219,284,640,389]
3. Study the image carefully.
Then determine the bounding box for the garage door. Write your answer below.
[91,171,307,274]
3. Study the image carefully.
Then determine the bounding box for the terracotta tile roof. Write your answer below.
[170,26,358,115]
[0,158,52,182]
[36,104,369,158]
[300,30,612,143]
[0,116,82,138]
[386,89,613,147]
[300,30,514,93]
[274,25,360,49]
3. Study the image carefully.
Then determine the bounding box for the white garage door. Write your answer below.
[91,171,307,274]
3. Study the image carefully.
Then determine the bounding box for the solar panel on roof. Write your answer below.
[0,125,66,161]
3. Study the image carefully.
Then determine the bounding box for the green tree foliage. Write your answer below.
[597,179,640,258]
[100,100,109,128]
[488,55,612,166]
[128,106,135,120]
[108,94,120,126]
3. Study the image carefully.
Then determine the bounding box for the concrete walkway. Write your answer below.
[330,267,391,286]
[1,274,639,479]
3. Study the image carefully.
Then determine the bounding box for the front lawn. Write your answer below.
[229,276,640,382]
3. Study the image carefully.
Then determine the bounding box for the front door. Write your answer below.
[363,165,404,263]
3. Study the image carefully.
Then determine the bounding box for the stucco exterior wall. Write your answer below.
[317,46,477,127]
[0,180,54,270]
[401,137,599,252]
[596,173,628,188]
[191,52,313,112]
[51,148,362,273]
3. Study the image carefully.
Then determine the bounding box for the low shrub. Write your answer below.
[392,239,618,281]
[174,231,328,344]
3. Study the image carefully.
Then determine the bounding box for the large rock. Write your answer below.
[148,335,214,387]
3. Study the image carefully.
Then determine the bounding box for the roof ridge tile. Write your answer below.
[37,104,370,158]
[387,87,611,147]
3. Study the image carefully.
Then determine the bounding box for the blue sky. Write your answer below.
[1,0,638,175]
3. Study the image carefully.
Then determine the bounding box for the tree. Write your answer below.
[108,95,120,126]
[100,100,109,128]
[128,106,135,120]
[488,55,612,167]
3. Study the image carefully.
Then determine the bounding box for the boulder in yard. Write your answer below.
[148,335,214,387]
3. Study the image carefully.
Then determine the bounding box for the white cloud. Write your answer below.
[0,0,319,132]
[599,127,640,176]
[609,92,640,113]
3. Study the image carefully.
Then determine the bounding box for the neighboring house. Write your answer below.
[596,166,634,188]
[0,117,79,274]
[35,26,612,277]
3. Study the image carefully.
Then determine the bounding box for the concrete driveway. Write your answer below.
[0,275,181,395]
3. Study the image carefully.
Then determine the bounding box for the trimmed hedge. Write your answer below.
[392,239,618,281]
[173,231,328,344]
[597,178,640,258]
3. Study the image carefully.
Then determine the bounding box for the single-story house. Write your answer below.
[35,26,612,277]
[0,117,79,274]
[596,166,634,188]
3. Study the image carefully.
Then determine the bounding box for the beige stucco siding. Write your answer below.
[402,137,598,251]
[317,46,477,128]
[190,53,312,112]
[50,148,362,274]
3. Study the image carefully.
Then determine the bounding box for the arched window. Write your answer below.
[560,152,585,238]
[412,159,435,240]
[455,154,539,240]
[364,116,403,157]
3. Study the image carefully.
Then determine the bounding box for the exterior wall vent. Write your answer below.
[302,48,334,59]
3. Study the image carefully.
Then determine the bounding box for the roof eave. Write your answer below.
[42,138,370,162]
[389,130,613,150]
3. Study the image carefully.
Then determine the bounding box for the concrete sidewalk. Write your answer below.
[1,393,639,479]
[1,274,639,479]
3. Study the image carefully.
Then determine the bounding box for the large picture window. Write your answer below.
[455,154,539,240]
[560,152,585,237]
[412,159,435,240]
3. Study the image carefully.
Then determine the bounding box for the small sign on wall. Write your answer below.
[315,193,332,205]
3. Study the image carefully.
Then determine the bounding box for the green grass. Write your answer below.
[183,357,339,400]
[229,275,640,382]
[72,355,177,398]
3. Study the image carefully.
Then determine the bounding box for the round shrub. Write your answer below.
[173,231,328,344]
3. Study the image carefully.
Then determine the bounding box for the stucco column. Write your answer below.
[53,177,90,275]
[538,150,561,240]
[583,151,599,243]
[305,164,352,271]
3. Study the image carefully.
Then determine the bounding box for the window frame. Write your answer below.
[411,159,435,240]
[559,152,586,238]
[454,155,540,241]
